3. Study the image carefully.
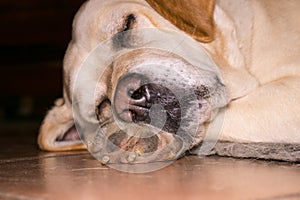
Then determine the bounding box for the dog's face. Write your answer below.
[39,0,228,164]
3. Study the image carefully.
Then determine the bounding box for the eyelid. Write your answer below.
[112,14,137,49]
[120,14,136,32]
[121,14,136,32]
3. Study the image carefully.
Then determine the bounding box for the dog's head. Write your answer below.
[38,0,228,165]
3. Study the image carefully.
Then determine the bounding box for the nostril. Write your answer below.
[129,96,147,107]
[114,73,151,122]
[130,86,145,100]
[130,85,152,107]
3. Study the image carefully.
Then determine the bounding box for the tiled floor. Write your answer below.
[0,121,300,200]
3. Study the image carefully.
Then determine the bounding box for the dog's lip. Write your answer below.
[116,105,150,123]
[88,121,185,164]
[109,132,159,155]
[117,110,133,122]
[104,134,184,164]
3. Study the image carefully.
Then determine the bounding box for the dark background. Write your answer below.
[0,0,86,125]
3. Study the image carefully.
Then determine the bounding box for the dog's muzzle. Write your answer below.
[91,61,208,167]
[102,72,185,163]
[72,29,227,171]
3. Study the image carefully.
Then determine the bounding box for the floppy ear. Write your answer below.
[145,0,216,42]
[38,98,85,151]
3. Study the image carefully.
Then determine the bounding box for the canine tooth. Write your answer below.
[101,156,110,164]
[128,153,137,162]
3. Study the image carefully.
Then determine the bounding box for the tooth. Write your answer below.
[127,153,137,162]
[101,155,110,164]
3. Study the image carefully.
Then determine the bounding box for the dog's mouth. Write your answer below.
[107,130,159,154]
[90,71,208,164]
[94,124,185,164]
[104,127,184,162]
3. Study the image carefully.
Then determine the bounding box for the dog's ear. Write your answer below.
[145,0,216,42]
[38,98,85,151]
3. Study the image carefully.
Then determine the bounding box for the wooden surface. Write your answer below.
[0,122,300,200]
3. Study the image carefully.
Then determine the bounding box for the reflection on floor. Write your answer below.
[0,121,299,200]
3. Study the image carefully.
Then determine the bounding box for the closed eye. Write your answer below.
[122,14,136,32]
[113,14,137,49]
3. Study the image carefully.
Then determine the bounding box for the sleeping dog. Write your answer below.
[38,0,300,162]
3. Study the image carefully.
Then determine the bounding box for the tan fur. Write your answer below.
[38,0,300,153]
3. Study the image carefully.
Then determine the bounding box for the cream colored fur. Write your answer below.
[38,0,300,152]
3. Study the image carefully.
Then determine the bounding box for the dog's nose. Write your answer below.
[114,73,152,123]
[114,73,181,134]
[107,73,187,164]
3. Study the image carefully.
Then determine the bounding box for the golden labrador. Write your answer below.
[38,0,300,162]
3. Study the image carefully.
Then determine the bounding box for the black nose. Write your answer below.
[113,73,181,134]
